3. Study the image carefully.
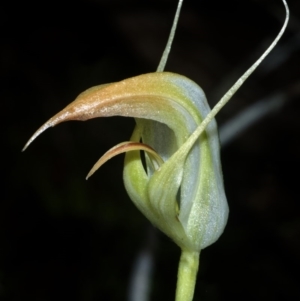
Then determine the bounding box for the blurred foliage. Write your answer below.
[2,0,300,300]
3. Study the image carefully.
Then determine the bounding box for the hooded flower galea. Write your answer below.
[23,72,228,252]
[23,0,289,300]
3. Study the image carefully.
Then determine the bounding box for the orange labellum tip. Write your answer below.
[86,141,164,180]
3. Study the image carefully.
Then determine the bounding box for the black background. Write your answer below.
[2,0,300,300]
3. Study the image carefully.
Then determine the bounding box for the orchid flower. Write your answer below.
[23,0,289,300]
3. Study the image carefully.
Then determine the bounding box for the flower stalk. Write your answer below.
[176,251,199,301]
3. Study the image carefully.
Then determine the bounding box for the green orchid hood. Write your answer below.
[23,72,228,252]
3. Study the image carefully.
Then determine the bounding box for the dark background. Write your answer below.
[2,0,300,300]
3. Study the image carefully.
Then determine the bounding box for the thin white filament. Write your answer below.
[157,0,184,72]
[183,0,289,152]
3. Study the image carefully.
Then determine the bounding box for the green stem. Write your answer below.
[175,250,200,301]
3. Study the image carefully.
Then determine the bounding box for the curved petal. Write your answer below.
[123,126,190,250]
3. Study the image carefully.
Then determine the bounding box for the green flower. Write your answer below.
[23,72,228,252]
[23,0,289,300]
